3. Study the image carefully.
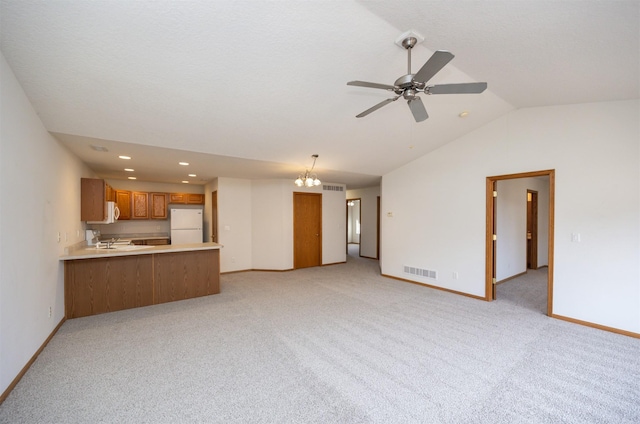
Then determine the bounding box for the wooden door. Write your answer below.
[293,192,322,269]
[211,191,218,243]
[527,190,538,269]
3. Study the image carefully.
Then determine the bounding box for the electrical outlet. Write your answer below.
[57,232,61,243]
[48,307,52,318]
[453,272,459,279]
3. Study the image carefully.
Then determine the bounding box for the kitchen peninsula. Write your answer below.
[61,242,222,318]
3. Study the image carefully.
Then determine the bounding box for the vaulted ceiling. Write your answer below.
[1,1,638,188]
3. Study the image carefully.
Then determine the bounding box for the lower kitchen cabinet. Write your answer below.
[64,248,220,318]
[64,255,154,318]
[132,238,169,246]
[154,250,220,304]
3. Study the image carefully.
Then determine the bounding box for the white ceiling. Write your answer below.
[1,1,638,188]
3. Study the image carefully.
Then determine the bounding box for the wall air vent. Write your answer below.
[403,265,437,279]
[323,185,344,192]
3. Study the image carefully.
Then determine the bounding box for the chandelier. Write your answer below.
[294,154,322,187]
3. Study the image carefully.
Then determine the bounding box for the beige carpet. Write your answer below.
[1,251,638,423]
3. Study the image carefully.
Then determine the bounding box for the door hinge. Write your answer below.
[492,234,497,241]
[493,191,497,198]
[492,278,497,285]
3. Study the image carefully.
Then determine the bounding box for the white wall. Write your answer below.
[217,177,252,272]
[347,186,380,259]
[496,176,549,281]
[251,180,292,270]
[0,53,94,395]
[321,184,347,265]
[382,100,639,333]
[215,178,346,272]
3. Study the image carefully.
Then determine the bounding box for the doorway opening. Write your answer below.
[346,198,361,257]
[486,170,555,316]
[527,189,538,270]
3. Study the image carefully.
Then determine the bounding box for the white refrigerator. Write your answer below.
[170,208,203,245]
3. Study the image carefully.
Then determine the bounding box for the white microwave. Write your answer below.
[87,201,120,224]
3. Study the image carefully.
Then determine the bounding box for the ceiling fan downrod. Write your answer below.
[401,36,417,75]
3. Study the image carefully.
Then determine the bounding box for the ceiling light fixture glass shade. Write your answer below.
[294,154,321,187]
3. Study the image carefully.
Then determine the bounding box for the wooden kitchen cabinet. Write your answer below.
[169,193,186,204]
[105,184,115,202]
[81,178,114,221]
[65,255,155,318]
[132,238,170,246]
[169,192,205,205]
[63,247,220,318]
[132,192,149,219]
[115,190,131,220]
[186,193,205,204]
[154,250,220,305]
[150,192,168,219]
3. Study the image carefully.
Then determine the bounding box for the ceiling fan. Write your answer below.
[347,36,487,122]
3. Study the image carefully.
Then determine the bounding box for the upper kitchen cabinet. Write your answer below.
[81,178,114,221]
[115,190,131,220]
[186,193,205,204]
[150,193,168,219]
[169,193,205,205]
[132,192,149,219]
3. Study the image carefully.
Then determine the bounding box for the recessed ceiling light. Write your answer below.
[124,168,134,172]
[179,162,189,166]
[128,176,137,180]
[90,145,109,152]
[458,111,470,118]
[182,180,189,183]
[119,155,131,160]
[188,174,196,177]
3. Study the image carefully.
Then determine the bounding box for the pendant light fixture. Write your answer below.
[294,154,322,187]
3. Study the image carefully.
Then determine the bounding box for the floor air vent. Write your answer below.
[404,266,437,279]
[323,185,344,192]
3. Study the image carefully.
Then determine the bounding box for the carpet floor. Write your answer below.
[1,249,638,423]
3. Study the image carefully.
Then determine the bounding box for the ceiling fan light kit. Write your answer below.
[347,32,488,122]
[294,154,321,187]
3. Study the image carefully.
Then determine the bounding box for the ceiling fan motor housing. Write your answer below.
[394,74,415,90]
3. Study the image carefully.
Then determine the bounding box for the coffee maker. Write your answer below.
[85,229,101,246]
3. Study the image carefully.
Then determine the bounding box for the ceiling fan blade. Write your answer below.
[347,80,396,91]
[407,97,428,122]
[413,50,455,84]
[428,82,488,94]
[356,96,400,118]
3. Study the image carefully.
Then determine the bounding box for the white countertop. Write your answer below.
[60,242,222,261]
